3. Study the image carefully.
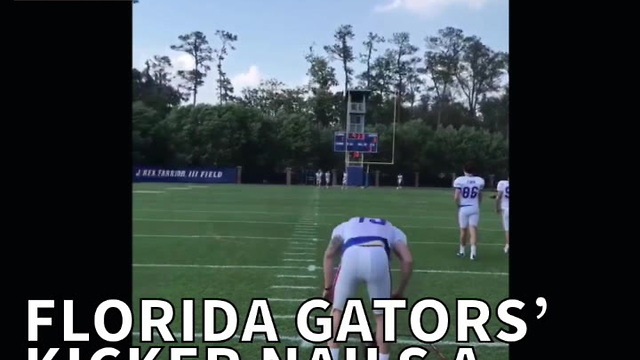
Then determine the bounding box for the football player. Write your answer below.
[453,162,485,260]
[496,177,509,254]
[322,216,413,360]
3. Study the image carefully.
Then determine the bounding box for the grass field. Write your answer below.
[133,183,509,360]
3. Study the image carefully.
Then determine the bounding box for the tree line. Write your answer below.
[132,25,509,185]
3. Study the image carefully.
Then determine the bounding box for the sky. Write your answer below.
[133,0,508,104]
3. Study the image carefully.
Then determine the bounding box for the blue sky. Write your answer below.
[133,0,508,104]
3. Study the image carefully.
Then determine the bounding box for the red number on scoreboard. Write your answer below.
[353,152,360,158]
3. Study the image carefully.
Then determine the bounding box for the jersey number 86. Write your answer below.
[462,186,479,199]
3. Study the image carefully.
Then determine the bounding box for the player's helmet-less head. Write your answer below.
[463,162,477,175]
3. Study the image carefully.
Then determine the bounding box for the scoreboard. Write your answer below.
[333,132,379,153]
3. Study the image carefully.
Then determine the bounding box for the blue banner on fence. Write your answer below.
[133,166,237,184]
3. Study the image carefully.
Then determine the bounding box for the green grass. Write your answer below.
[133,184,509,360]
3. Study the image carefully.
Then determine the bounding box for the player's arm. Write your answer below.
[453,179,462,206]
[323,234,343,292]
[391,228,413,298]
[494,181,503,212]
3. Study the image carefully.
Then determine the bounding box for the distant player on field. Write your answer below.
[315,169,323,187]
[341,171,348,189]
[453,162,485,260]
[325,171,331,188]
[322,216,413,360]
[396,174,403,189]
[496,177,509,254]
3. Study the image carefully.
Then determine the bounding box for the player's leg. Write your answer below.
[502,209,509,254]
[364,248,392,360]
[468,211,480,260]
[457,209,469,257]
[328,256,358,360]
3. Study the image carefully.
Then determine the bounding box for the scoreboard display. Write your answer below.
[333,132,379,153]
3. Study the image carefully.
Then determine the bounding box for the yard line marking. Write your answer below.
[134,208,472,221]
[133,218,502,232]
[273,315,296,319]
[133,263,303,270]
[129,332,507,348]
[133,190,165,194]
[133,234,504,246]
[270,285,316,289]
[411,241,504,246]
[132,264,507,276]
[283,259,315,262]
[268,298,307,302]
[165,187,192,190]
[283,252,314,256]
[276,274,316,279]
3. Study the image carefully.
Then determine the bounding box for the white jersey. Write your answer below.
[342,172,347,183]
[397,175,403,183]
[331,216,407,257]
[325,172,330,181]
[453,175,485,208]
[497,180,509,210]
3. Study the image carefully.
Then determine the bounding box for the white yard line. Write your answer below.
[134,208,478,221]
[283,259,315,262]
[129,331,507,348]
[133,218,503,232]
[270,285,316,289]
[132,263,508,276]
[276,274,316,279]
[133,234,504,246]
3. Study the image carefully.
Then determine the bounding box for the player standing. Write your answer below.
[396,174,403,189]
[315,169,323,187]
[325,170,331,189]
[453,162,485,260]
[322,216,413,360]
[341,171,348,189]
[496,177,509,254]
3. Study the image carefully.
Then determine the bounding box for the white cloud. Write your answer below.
[231,65,263,90]
[373,0,492,17]
[172,53,195,71]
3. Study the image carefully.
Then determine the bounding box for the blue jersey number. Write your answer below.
[504,186,509,199]
[358,217,387,225]
[461,186,479,199]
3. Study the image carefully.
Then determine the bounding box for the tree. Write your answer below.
[214,30,239,103]
[132,26,509,182]
[324,24,356,96]
[132,57,183,116]
[358,32,385,89]
[423,27,465,126]
[456,36,508,119]
[388,32,419,122]
[170,31,214,105]
[305,45,340,127]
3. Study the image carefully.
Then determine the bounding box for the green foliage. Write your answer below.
[132,26,509,183]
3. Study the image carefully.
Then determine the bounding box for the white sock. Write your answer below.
[330,348,339,360]
[380,353,389,360]
[459,245,465,254]
[471,245,477,257]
